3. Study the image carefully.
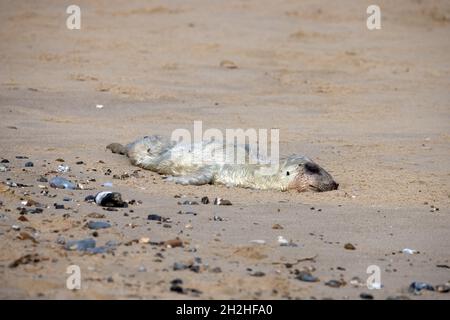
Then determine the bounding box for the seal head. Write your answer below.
[283,155,338,192]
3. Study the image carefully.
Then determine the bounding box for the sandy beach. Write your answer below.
[0,0,449,299]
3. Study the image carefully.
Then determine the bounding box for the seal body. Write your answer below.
[108,135,338,192]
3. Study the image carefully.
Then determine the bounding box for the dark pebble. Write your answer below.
[325,280,345,288]
[148,214,163,221]
[201,196,210,204]
[296,271,319,282]
[95,192,127,208]
[87,221,111,230]
[409,281,435,294]
[24,162,34,167]
[360,293,374,300]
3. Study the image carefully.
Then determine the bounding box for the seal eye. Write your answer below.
[286,171,290,176]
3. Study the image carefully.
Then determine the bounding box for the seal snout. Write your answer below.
[303,161,338,192]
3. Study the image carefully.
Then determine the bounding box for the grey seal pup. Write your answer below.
[107,135,338,192]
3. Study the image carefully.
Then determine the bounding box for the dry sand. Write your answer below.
[0,0,449,299]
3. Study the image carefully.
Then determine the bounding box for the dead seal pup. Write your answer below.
[107,135,338,192]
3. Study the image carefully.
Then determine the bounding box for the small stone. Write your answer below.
[139,237,150,244]
[272,224,283,230]
[220,60,238,69]
[138,266,147,272]
[408,281,435,294]
[435,284,450,293]
[164,238,183,248]
[49,177,76,190]
[64,238,96,251]
[296,271,319,282]
[87,212,105,219]
[325,280,345,288]
[214,198,232,205]
[179,200,199,205]
[54,203,65,210]
[17,232,38,243]
[173,262,188,271]
[344,243,356,250]
[57,165,70,173]
[360,293,374,300]
[250,271,265,277]
[148,214,163,221]
[177,210,197,216]
[201,196,210,204]
[94,191,127,207]
[24,162,34,167]
[87,221,111,230]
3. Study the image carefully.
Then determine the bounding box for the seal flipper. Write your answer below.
[106,143,128,156]
[165,168,214,186]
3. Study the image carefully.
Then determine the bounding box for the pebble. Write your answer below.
[402,248,418,254]
[179,200,199,205]
[56,236,65,245]
[177,210,197,216]
[148,214,163,221]
[49,177,77,190]
[54,203,65,210]
[435,284,450,293]
[220,60,238,69]
[408,281,434,294]
[24,162,34,167]
[249,240,266,244]
[87,212,105,218]
[205,265,220,273]
[272,224,283,229]
[213,215,224,221]
[65,238,96,251]
[325,280,345,288]
[201,196,210,204]
[214,198,232,205]
[296,271,319,282]
[360,293,374,300]
[164,238,183,248]
[0,165,7,172]
[94,191,127,207]
[250,271,265,277]
[344,243,356,250]
[87,221,111,230]
[138,266,147,272]
[57,165,70,173]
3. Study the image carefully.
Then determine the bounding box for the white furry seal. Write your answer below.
[107,135,338,192]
